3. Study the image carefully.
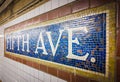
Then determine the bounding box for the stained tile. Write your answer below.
[58,70,71,81]
[90,0,115,8]
[117,59,120,82]
[40,64,48,73]
[39,13,48,22]
[18,58,23,63]
[16,57,19,62]
[71,73,76,82]
[33,16,41,24]
[90,79,99,82]
[23,59,27,64]
[32,62,40,70]
[48,66,57,76]
[58,4,72,17]
[118,1,120,28]
[72,0,89,13]
[48,9,59,20]
[26,60,32,67]
[117,29,120,57]
[76,75,88,82]
[26,19,33,26]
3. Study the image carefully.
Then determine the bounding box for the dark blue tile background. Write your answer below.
[6,13,106,74]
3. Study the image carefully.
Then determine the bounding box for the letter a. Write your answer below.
[35,33,48,55]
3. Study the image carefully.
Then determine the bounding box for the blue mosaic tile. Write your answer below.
[6,13,106,74]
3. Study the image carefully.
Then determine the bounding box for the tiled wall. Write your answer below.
[0,56,67,82]
[0,0,119,82]
[0,0,74,82]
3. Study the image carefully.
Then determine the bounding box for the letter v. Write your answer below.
[46,30,64,56]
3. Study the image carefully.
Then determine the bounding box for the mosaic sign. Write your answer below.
[5,13,107,74]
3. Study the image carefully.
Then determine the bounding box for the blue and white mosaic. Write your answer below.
[5,13,106,74]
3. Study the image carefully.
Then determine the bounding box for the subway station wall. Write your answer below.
[0,0,120,82]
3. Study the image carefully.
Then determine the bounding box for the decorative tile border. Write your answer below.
[4,2,116,82]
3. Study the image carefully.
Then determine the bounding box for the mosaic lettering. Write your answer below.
[5,13,106,74]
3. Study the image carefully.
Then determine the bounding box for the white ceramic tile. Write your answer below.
[40,4,45,14]
[34,78,39,82]
[28,66,31,74]
[24,73,30,82]
[58,78,67,82]
[34,69,39,79]
[30,75,35,82]
[34,7,40,17]
[31,67,35,76]
[38,79,43,82]
[38,71,44,81]
[51,0,59,9]
[44,73,51,82]
[59,0,68,7]
[28,75,32,82]
[20,78,26,82]
[45,1,52,12]
[25,66,29,74]
[51,75,58,82]
[14,80,19,82]
[68,0,75,3]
